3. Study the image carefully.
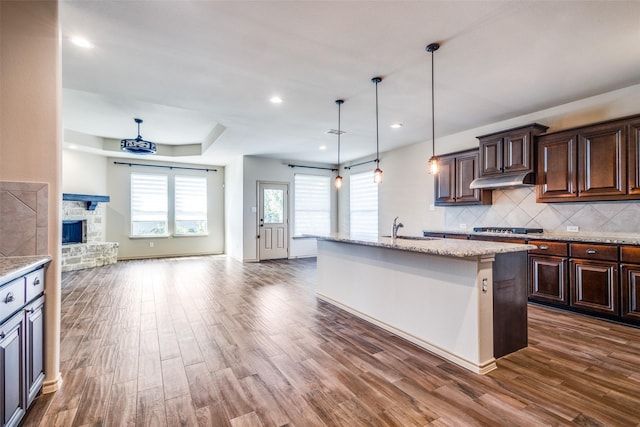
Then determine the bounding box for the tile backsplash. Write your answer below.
[0,181,49,256]
[444,187,640,233]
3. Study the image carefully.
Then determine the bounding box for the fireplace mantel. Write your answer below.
[62,193,110,211]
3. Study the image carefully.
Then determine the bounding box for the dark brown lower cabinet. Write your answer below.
[620,245,640,323]
[529,255,568,305]
[570,259,619,316]
[527,240,569,305]
[621,265,640,322]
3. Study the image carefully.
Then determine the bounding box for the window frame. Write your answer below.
[174,174,209,236]
[349,170,378,238]
[293,173,331,237]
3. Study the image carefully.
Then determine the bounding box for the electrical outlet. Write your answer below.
[566,225,579,232]
[429,204,435,211]
[149,241,154,247]
[459,223,467,229]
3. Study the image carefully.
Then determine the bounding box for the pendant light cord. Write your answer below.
[431,48,435,157]
[338,101,341,166]
[375,79,380,167]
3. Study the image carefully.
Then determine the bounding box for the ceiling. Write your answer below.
[61,1,640,166]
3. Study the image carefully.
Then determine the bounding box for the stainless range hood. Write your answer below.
[469,171,535,189]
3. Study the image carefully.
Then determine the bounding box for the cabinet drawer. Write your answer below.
[528,240,568,256]
[620,246,640,264]
[570,243,618,261]
[25,269,44,302]
[0,278,26,322]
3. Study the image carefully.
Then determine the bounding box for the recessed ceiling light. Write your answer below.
[319,145,327,150]
[270,96,283,104]
[390,123,403,129]
[70,36,94,49]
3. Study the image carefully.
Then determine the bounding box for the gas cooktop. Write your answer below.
[472,227,543,234]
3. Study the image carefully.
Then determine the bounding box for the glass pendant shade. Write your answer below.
[373,167,383,184]
[335,175,343,189]
[428,156,439,175]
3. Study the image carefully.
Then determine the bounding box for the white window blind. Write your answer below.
[350,170,378,238]
[294,174,330,236]
[175,175,208,235]
[131,173,168,236]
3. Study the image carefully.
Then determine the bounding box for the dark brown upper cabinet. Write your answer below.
[628,118,640,196]
[577,121,626,198]
[537,131,577,201]
[478,124,549,177]
[537,114,640,203]
[434,149,491,206]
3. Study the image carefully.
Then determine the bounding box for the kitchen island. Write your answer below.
[315,235,535,374]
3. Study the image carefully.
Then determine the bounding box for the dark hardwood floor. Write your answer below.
[23,256,640,426]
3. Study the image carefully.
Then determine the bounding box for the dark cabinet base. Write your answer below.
[493,252,528,358]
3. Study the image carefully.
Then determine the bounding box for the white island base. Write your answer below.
[317,238,530,374]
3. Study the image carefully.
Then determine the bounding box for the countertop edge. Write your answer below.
[315,235,535,258]
[1,256,52,284]
[423,230,640,245]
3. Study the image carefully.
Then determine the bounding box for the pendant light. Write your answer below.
[426,42,440,174]
[120,118,157,155]
[334,99,345,189]
[372,76,383,184]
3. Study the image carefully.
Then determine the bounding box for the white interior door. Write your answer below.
[258,182,289,260]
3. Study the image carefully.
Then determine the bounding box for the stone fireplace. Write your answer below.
[61,194,118,272]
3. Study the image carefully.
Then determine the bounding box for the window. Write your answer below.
[350,170,378,238]
[175,175,208,235]
[294,174,330,236]
[130,173,168,236]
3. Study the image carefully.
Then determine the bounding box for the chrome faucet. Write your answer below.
[392,216,404,239]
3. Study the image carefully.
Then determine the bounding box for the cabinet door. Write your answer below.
[503,129,532,173]
[621,264,640,323]
[577,122,626,198]
[434,155,455,205]
[479,136,503,176]
[25,297,45,407]
[628,119,640,196]
[0,312,25,427]
[529,255,568,305]
[455,151,482,204]
[536,131,577,201]
[570,259,618,315]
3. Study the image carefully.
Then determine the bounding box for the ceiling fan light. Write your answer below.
[120,118,157,155]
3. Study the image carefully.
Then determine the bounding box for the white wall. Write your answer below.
[224,156,243,261]
[242,156,338,261]
[105,158,225,259]
[338,84,640,237]
[62,149,108,195]
[0,0,62,392]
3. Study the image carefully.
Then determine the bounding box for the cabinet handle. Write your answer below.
[33,277,40,286]
[4,292,15,303]
[25,308,34,314]
[0,332,4,339]
[539,245,549,250]
[586,249,597,254]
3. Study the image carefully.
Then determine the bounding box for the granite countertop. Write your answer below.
[423,229,640,245]
[0,256,51,284]
[315,234,535,258]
